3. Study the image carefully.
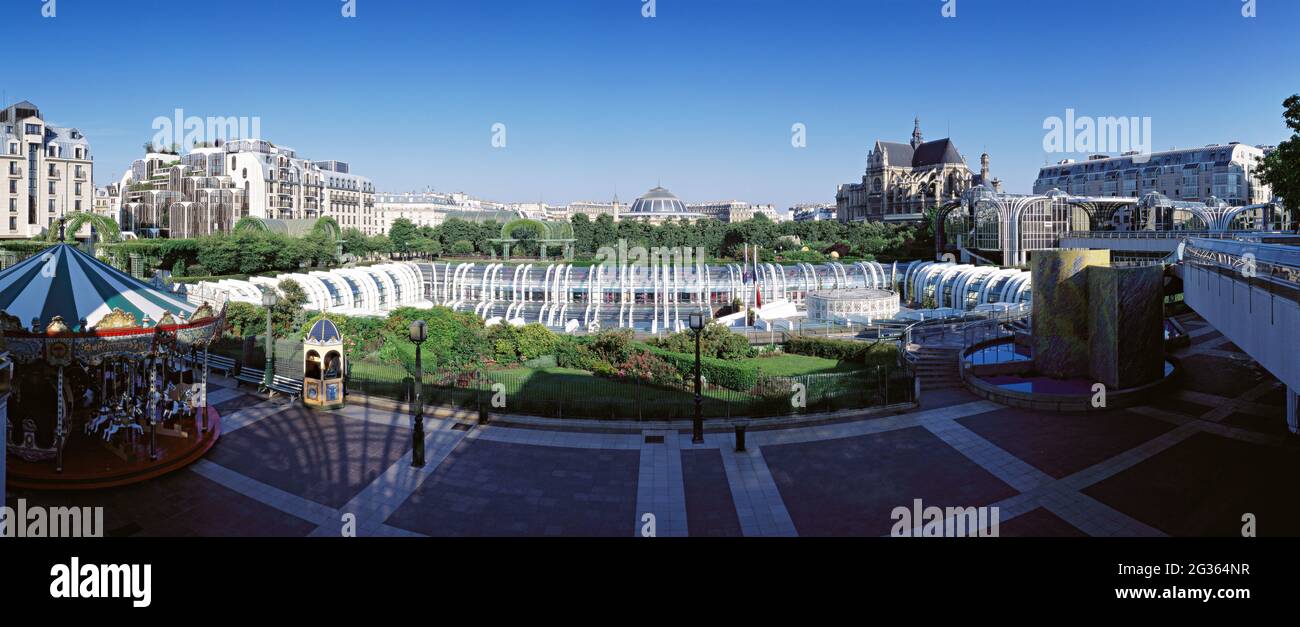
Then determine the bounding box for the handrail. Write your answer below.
[1062,230,1275,240]
[898,303,1031,368]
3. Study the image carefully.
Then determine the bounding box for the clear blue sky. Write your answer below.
[8,0,1299,208]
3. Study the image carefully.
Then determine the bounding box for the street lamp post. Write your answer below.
[689,312,705,443]
[262,289,277,393]
[409,320,427,468]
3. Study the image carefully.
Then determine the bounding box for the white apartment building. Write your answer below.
[560,200,623,221]
[1033,142,1273,206]
[375,191,517,234]
[0,101,94,239]
[687,200,782,223]
[118,139,374,237]
[792,204,838,222]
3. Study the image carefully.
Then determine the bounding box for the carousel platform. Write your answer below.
[6,407,222,490]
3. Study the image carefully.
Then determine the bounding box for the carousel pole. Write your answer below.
[148,351,159,461]
[55,366,65,474]
[201,344,210,433]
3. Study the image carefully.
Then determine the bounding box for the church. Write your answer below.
[836,118,999,223]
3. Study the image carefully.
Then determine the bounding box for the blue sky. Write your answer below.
[8,0,1299,208]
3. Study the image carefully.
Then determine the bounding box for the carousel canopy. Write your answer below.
[0,243,197,329]
[305,318,341,344]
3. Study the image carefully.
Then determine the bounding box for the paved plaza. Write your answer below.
[7,320,1297,537]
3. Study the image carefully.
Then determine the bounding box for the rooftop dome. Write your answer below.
[629,186,688,214]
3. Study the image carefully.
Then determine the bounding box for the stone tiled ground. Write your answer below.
[1083,431,1300,537]
[997,507,1087,537]
[7,324,1295,537]
[205,405,411,508]
[212,392,271,415]
[6,470,316,537]
[384,439,638,536]
[762,426,1019,536]
[957,407,1175,478]
[680,448,743,537]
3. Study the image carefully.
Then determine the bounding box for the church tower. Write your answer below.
[980,152,990,180]
[911,117,924,149]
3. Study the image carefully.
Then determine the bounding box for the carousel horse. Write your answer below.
[85,405,113,436]
[102,419,144,442]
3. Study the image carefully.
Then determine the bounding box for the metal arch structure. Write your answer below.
[491,219,577,261]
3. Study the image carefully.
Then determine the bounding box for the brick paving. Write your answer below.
[8,335,1295,538]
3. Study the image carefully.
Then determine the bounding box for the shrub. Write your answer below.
[615,352,682,389]
[516,323,559,361]
[554,337,598,370]
[451,239,475,255]
[642,344,759,391]
[589,328,635,365]
[650,322,755,360]
[786,337,897,367]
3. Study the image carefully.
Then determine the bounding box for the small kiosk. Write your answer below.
[303,318,346,410]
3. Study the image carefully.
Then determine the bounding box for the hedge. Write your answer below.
[786,337,897,367]
[640,344,759,392]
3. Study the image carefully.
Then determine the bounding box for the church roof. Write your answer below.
[878,139,964,168]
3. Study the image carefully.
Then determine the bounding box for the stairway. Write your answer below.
[911,345,963,391]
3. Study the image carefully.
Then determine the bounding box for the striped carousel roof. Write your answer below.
[0,243,197,329]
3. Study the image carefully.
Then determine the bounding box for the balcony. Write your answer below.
[7,168,22,178]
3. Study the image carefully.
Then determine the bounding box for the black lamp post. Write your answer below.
[409,320,427,468]
[261,289,277,392]
[689,312,705,443]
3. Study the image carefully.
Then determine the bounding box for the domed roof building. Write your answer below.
[626,186,703,223]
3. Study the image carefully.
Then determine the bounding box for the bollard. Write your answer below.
[734,423,746,452]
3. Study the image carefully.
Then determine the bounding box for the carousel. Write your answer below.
[1,242,226,489]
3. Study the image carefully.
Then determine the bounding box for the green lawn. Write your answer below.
[741,353,866,377]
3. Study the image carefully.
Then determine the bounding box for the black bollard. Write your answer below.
[734,423,746,452]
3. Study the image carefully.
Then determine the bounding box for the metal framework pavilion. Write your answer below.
[937,185,1290,265]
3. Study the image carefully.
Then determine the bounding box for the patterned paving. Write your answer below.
[384,439,639,537]
[7,328,1296,537]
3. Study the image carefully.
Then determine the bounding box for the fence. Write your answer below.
[344,360,914,421]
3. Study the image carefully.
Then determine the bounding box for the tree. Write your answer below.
[271,279,309,337]
[388,218,418,258]
[451,239,475,256]
[224,301,263,336]
[340,227,370,257]
[1258,94,1300,224]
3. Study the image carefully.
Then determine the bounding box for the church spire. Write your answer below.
[910,116,924,149]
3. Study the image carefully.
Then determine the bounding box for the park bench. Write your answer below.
[268,374,304,402]
[235,366,265,389]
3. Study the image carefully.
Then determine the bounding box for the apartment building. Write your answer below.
[1032,142,1272,206]
[118,139,374,237]
[0,101,94,239]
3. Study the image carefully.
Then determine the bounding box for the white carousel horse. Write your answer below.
[85,406,113,436]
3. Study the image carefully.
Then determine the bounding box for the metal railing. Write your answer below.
[1063,230,1250,240]
[342,360,915,421]
[899,303,1031,370]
